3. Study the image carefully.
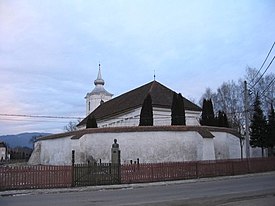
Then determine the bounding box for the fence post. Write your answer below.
[151,165,154,181]
[247,158,251,173]
[71,150,75,187]
[195,162,199,178]
[118,150,121,184]
[231,161,234,176]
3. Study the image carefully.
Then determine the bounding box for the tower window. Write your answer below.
[89,102,91,111]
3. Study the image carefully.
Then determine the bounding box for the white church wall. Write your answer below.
[37,136,72,165]
[185,111,201,126]
[152,108,201,126]
[98,108,141,128]
[153,108,171,126]
[213,132,242,160]
[86,93,113,115]
[202,138,215,160]
[181,132,203,161]
[94,107,201,129]
[213,133,228,159]
[78,131,204,164]
[213,133,267,159]
[71,138,84,164]
[29,129,243,165]
[227,133,242,159]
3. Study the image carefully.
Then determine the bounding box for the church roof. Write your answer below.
[78,81,201,127]
[89,86,113,96]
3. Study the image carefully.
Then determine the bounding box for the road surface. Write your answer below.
[1,172,275,206]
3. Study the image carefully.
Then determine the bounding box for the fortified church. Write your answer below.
[78,64,201,129]
[29,65,246,165]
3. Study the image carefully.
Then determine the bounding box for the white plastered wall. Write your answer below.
[30,136,73,165]
[29,130,245,165]
[94,107,201,128]
[202,138,215,160]
[79,131,204,164]
[213,132,242,159]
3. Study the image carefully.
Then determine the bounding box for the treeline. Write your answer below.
[200,99,229,127]
[200,68,275,156]
[8,147,33,160]
[250,94,275,156]
[200,68,274,131]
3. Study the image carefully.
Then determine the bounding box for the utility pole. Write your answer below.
[244,81,250,158]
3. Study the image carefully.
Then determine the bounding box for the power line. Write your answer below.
[249,41,275,85]
[0,118,70,123]
[0,114,83,120]
[261,76,275,96]
[0,113,178,122]
[249,55,275,90]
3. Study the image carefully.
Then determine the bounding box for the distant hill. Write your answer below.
[0,132,51,149]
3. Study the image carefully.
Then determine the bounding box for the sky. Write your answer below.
[0,0,274,135]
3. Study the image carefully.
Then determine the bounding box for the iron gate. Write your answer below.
[73,162,121,187]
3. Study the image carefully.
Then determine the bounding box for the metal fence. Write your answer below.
[73,163,120,187]
[1,157,275,191]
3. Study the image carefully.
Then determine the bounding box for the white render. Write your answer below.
[213,132,242,160]
[29,128,248,165]
[85,92,112,115]
[78,107,201,130]
[36,136,73,165]
[213,132,268,159]
[202,138,215,160]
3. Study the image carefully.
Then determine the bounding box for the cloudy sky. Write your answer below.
[0,0,274,135]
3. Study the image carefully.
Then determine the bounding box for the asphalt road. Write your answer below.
[1,172,275,206]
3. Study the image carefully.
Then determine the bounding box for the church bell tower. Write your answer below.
[85,64,113,115]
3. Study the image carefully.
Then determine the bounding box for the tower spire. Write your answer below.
[94,63,105,86]
[85,63,113,115]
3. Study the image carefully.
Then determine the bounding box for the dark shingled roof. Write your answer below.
[78,81,201,127]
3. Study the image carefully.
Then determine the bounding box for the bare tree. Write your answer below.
[199,67,275,133]
[215,80,244,130]
[199,87,215,107]
[244,67,275,116]
[64,121,79,132]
